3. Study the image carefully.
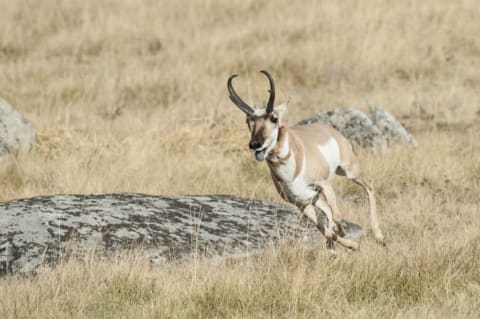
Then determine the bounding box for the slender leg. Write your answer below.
[312,197,337,239]
[303,202,359,252]
[316,182,346,237]
[302,205,337,255]
[313,198,359,250]
[351,176,384,244]
[338,155,385,245]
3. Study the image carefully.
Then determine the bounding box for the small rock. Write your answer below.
[0,98,36,157]
[371,109,417,147]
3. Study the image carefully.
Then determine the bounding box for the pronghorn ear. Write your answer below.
[273,103,288,119]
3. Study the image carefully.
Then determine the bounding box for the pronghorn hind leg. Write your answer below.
[338,155,385,244]
[351,175,385,244]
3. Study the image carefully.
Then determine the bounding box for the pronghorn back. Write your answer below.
[290,123,356,183]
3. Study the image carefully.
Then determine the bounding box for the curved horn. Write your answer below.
[260,70,275,113]
[227,74,254,115]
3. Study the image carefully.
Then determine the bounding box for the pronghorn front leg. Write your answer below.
[313,198,359,250]
[302,205,336,255]
[302,204,359,252]
[315,182,346,237]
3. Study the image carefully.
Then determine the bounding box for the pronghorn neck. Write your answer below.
[267,127,304,181]
[267,126,291,161]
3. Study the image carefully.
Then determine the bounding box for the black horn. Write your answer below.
[227,74,254,115]
[260,70,275,114]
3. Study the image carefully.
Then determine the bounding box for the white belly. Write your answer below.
[280,177,317,206]
[273,154,317,206]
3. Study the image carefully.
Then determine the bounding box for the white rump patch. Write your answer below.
[318,138,341,180]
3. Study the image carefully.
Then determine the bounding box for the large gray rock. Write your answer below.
[0,193,363,276]
[296,108,416,148]
[0,98,36,157]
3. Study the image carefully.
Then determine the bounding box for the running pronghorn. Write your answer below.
[227,70,385,252]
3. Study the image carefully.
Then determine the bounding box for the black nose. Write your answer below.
[249,140,262,150]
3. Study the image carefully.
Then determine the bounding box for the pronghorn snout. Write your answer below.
[249,139,262,150]
[249,136,267,161]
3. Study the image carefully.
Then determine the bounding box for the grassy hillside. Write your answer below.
[1,0,479,317]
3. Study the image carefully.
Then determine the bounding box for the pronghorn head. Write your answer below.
[227,70,287,162]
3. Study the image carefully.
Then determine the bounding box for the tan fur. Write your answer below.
[249,115,384,251]
[229,73,384,251]
[290,123,356,182]
[269,171,289,203]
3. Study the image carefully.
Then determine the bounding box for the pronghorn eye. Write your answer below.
[270,116,278,124]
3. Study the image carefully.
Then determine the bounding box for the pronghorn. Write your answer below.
[227,70,384,252]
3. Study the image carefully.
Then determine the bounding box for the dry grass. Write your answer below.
[0,0,479,318]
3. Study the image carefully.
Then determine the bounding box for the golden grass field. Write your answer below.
[1,0,479,317]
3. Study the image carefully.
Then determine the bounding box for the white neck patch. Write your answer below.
[277,133,289,158]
